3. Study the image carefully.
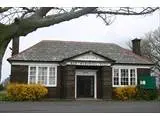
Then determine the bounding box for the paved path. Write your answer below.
[0,101,159,113]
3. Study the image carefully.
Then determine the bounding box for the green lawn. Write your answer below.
[158,95,160,101]
[0,90,8,101]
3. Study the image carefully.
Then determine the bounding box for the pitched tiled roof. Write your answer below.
[8,40,153,65]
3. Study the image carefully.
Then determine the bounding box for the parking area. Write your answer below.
[0,101,159,113]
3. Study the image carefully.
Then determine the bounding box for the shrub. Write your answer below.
[7,84,48,101]
[114,86,138,101]
[137,88,158,100]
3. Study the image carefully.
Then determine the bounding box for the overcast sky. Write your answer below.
[1,9,160,81]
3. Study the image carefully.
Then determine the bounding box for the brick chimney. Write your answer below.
[12,37,19,56]
[132,38,141,56]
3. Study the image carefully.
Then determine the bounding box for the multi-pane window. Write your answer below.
[113,68,137,87]
[49,67,56,85]
[28,66,57,86]
[38,67,48,85]
[29,67,36,84]
[121,69,129,85]
[113,69,119,85]
[130,69,136,85]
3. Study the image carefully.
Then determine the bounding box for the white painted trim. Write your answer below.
[55,66,57,87]
[11,62,59,66]
[36,66,38,84]
[112,65,152,69]
[135,68,138,86]
[112,85,137,87]
[75,69,97,99]
[119,68,121,86]
[75,75,77,99]
[112,68,114,87]
[47,67,49,86]
[28,66,30,84]
[112,67,137,87]
[28,65,57,87]
[112,65,151,87]
[66,61,111,66]
[128,69,131,86]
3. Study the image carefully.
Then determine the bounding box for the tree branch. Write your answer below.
[91,7,159,15]
[32,7,53,18]
[0,7,12,13]
[0,7,97,48]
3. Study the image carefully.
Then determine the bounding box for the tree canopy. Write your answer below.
[142,27,160,71]
[0,7,159,80]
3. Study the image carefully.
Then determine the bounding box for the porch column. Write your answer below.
[63,65,76,99]
[101,66,112,100]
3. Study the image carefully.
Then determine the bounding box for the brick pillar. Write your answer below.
[101,66,112,100]
[63,65,76,99]
[97,68,102,99]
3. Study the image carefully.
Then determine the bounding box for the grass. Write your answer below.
[158,95,160,101]
[0,90,9,101]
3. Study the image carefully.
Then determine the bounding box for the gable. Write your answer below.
[61,51,114,66]
[72,52,106,61]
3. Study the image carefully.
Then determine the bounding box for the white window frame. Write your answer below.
[112,66,138,87]
[28,64,58,87]
[130,69,136,85]
[120,69,129,86]
[113,69,119,85]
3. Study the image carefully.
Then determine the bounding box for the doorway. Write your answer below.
[75,70,97,99]
[77,76,94,98]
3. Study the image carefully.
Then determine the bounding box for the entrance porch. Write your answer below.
[61,65,112,100]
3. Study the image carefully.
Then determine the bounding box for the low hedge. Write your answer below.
[113,86,138,101]
[113,86,158,101]
[7,84,48,101]
[137,88,158,100]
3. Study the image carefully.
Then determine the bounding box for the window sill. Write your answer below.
[44,85,57,87]
[112,85,137,87]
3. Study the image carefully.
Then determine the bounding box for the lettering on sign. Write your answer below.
[66,61,110,66]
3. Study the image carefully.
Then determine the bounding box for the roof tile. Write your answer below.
[8,40,152,65]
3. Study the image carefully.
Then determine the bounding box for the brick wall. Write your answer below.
[11,65,28,83]
[62,65,76,99]
[101,66,112,100]
[10,65,62,98]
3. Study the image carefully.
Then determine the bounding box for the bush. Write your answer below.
[114,87,138,101]
[0,84,4,91]
[7,84,48,101]
[137,88,158,100]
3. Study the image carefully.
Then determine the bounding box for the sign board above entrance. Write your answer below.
[65,61,111,66]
